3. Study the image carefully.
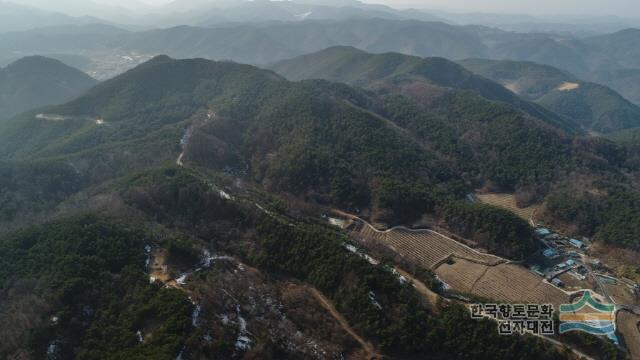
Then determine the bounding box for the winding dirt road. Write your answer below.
[307,286,383,360]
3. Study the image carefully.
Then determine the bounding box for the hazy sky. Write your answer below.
[115,0,640,17]
[11,0,640,17]
[386,0,640,16]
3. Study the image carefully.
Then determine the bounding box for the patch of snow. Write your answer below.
[149,276,156,284]
[68,162,81,175]
[434,275,450,290]
[51,316,59,324]
[46,340,60,359]
[235,305,252,351]
[144,245,152,271]
[177,126,194,166]
[36,113,66,121]
[343,244,358,253]
[255,203,275,217]
[295,11,313,19]
[200,249,214,268]
[176,273,188,285]
[192,303,201,327]
[198,249,234,270]
[203,331,213,342]
[362,254,379,265]
[328,217,346,228]
[219,190,233,200]
[368,291,382,310]
[342,243,379,265]
[136,330,144,343]
[95,118,105,125]
[175,346,185,360]
[390,268,408,284]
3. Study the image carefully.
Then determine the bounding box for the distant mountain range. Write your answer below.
[0,56,97,118]
[2,12,640,109]
[0,2,104,33]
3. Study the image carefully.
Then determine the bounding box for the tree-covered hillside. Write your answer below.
[538,82,640,133]
[460,58,640,133]
[0,165,572,360]
[269,46,572,131]
[0,56,97,118]
[459,58,578,101]
[0,55,638,250]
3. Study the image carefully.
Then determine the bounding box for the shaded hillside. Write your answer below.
[460,58,640,133]
[606,127,640,145]
[0,166,570,360]
[0,56,97,118]
[270,46,516,100]
[592,68,640,105]
[488,36,618,78]
[585,29,640,69]
[0,56,459,224]
[538,82,640,133]
[269,46,575,132]
[459,58,578,101]
[0,56,637,247]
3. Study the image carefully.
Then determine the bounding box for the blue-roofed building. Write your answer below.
[543,248,558,258]
[569,238,585,249]
[566,259,576,267]
[535,228,552,237]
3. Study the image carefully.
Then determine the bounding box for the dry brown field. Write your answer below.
[605,282,638,306]
[618,311,640,360]
[435,258,568,308]
[354,222,569,308]
[475,193,538,221]
[358,226,502,269]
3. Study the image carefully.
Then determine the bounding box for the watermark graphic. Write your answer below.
[559,291,617,343]
[470,303,555,335]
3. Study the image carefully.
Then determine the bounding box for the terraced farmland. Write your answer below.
[352,221,569,308]
[473,264,568,307]
[435,258,489,292]
[357,225,502,269]
[475,193,538,221]
[436,259,568,307]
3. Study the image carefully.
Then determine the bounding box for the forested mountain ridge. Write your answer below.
[459,58,640,133]
[0,55,637,251]
[0,52,634,360]
[3,19,640,108]
[0,56,97,118]
[269,46,577,132]
[0,164,571,360]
